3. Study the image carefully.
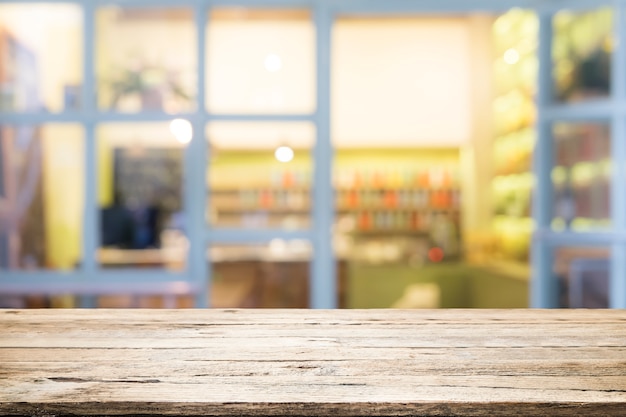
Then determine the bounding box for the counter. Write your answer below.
[1,309,625,416]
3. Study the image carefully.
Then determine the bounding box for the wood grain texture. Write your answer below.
[0,309,625,416]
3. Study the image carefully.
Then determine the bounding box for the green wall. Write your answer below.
[348,263,528,308]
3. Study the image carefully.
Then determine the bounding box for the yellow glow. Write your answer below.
[503,48,520,65]
[274,145,294,162]
[169,119,193,144]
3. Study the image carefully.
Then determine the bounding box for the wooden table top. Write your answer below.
[1,309,625,416]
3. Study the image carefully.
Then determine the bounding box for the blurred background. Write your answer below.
[0,1,619,309]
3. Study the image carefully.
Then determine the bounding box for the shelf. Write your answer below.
[337,207,459,212]
[211,186,460,192]
[212,206,460,213]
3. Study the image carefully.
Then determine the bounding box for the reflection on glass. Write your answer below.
[207,122,314,230]
[96,7,196,113]
[210,242,312,308]
[553,7,612,102]
[0,124,83,270]
[207,8,315,114]
[0,3,83,112]
[552,123,610,232]
[553,246,609,308]
[97,123,188,270]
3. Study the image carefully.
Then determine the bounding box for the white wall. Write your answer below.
[332,17,474,148]
[208,15,476,148]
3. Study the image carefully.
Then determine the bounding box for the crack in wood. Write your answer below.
[48,377,161,384]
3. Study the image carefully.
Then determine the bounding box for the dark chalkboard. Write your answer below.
[113,147,183,213]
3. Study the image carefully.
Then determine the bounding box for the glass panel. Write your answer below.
[97,122,188,270]
[332,16,473,147]
[553,246,609,308]
[552,123,610,232]
[0,3,83,112]
[210,241,311,308]
[553,7,612,103]
[207,122,314,230]
[0,124,83,270]
[332,16,473,309]
[334,150,462,254]
[207,8,315,114]
[334,151,464,309]
[96,7,196,113]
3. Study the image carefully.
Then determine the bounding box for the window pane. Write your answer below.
[210,241,312,308]
[552,123,610,232]
[553,246,609,308]
[207,8,315,114]
[96,7,196,113]
[332,16,473,147]
[0,3,83,112]
[334,151,463,309]
[97,122,188,270]
[332,16,472,309]
[553,7,612,103]
[0,124,83,270]
[207,122,314,230]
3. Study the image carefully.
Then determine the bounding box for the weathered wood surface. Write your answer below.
[1,309,625,416]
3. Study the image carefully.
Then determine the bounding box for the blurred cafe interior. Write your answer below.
[0,0,623,309]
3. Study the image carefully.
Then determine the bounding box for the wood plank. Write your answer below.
[1,309,625,416]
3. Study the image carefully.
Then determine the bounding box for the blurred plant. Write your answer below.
[554,9,612,101]
[106,63,191,111]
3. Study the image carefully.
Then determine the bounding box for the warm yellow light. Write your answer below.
[264,53,282,72]
[274,146,294,162]
[169,119,193,144]
[503,48,520,65]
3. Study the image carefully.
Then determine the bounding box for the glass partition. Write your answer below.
[552,122,611,232]
[97,122,188,270]
[96,7,196,113]
[206,8,315,114]
[0,124,83,270]
[553,246,609,308]
[210,241,312,308]
[207,121,314,230]
[0,3,83,112]
[553,7,612,103]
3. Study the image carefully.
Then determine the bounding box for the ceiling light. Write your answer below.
[264,54,282,72]
[274,145,294,163]
[169,119,192,144]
